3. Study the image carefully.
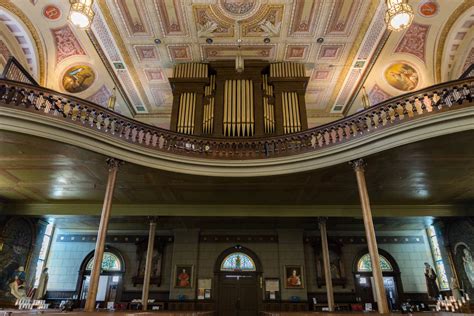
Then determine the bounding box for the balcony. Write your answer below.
[0,66,473,176]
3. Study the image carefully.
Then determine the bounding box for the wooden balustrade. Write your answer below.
[0,77,472,160]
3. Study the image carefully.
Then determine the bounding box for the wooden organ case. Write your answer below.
[169,61,309,137]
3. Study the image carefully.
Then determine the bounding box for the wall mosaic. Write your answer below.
[0,217,33,302]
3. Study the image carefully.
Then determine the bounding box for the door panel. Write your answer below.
[218,274,258,316]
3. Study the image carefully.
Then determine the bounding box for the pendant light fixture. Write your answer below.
[68,0,95,29]
[384,0,414,32]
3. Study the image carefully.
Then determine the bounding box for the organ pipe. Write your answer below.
[173,63,208,78]
[270,62,305,78]
[203,75,215,134]
[262,74,275,134]
[170,61,308,137]
[282,92,301,133]
[223,79,254,137]
[177,92,196,134]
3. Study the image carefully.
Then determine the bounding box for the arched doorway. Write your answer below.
[214,246,263,316]
[75,246,125,308]
[353,249,403,310]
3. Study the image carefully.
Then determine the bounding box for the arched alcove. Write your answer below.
[214,245,263,315]
[352,248,403,311]
[75,246,125,307]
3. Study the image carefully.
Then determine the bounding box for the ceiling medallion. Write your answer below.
[218,0,261,19]
[418,0,438,18]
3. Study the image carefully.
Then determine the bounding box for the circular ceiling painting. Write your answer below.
[384,63,419,91]
[419,0,438,17]
[62,65,96,94]
[220,0,256,15]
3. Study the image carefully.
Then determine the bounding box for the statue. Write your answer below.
[462,248,474,286]
[451,277,462,300]
[424,263,439,299]
[9,266,26,299]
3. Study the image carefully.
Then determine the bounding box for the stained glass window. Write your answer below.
[221,252,256,271]
[86,252,121,271]
[427,226,449,290]
[357,254,393,272]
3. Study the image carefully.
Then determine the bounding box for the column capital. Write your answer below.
[148,216,158,224]
[318,217,328,225]
[106,157,123,170]
[350,158,366,172]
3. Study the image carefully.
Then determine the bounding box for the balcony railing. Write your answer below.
[0,77,472,160]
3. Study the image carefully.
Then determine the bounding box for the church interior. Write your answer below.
[0,0,473,315]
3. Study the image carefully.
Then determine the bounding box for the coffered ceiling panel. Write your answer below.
[89,0,381,125]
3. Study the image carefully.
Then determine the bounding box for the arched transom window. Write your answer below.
[357,254,393,272]
[86,252,121,271]
[220,252,256,272]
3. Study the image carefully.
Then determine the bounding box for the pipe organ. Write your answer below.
[169,61,309,137]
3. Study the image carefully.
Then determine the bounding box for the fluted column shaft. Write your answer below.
[319,218,334,311]
[351,159,389,314]
[84,158,121,312]
[142,220,157,311]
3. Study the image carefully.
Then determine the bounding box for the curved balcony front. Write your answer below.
[0,78,473,177]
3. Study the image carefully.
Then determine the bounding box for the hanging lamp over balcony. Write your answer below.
[68,0,95,29]
[384,0,414,32]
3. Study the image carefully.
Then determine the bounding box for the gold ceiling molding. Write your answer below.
[0,0,45,85]
[435,0,473,83]
[96,0,151,109]
[325,0,379,112]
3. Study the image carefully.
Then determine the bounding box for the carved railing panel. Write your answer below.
[0,78,472,160]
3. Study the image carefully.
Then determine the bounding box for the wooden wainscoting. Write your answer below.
[262,301,309,312]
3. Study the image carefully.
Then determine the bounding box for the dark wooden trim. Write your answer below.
[200,235,278,243]
[305,235,425,245]
[1,56,38,86]
[460,64,474,79]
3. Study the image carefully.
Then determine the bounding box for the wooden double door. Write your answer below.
[354,274,400,310]
[218,273,260,316]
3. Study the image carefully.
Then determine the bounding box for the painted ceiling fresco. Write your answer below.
[0,0,472,128]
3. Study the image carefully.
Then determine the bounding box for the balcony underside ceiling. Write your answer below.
[0,130,473,217]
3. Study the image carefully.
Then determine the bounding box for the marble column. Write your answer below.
[142,219,157,311]
[319,217,334,311]
[84,158,122,312]
[351,159,389,314]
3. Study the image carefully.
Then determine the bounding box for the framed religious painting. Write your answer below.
[174,265,193,288]
[284,265,304,289]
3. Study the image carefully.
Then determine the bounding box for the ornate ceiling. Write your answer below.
[0,0,472,128]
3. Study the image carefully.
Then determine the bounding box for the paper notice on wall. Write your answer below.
[198,278,212,289]
[265,279,279,292]
[270,292,276,300]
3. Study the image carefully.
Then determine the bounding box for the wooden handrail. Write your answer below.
[0,77,472,160]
